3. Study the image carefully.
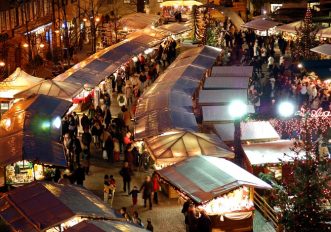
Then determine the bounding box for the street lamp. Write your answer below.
[228,100,248,168]
[278,101,295,118]
[0,61,5,67]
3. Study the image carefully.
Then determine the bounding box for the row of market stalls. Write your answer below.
[0,181,146,231]
[133,46,273,231]
[241,17,331,38]
[0,18,191,187]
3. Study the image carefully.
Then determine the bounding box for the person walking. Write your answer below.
[119,162,132,194]
[152,172,160,204]
[129,186,140,207]
[140,176,153,210]
[74,164,85,186]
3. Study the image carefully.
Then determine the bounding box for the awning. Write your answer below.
[202,105,255,123]
[243,140,305,165]
[134,109,198,139]
[301,59,331,80]
[119,13,160,30]
[242,18,282,31]
[310,44,331,56]
[158,23,191,34]
[65,220,148,232]
[54,34,163,86]
[145,131,234,166]
[135,46,221,139]
[317,27,331,38]
[213,121,280,142]
[0,182,119,232]
[198,89,248,106]
[14,79,82,100]
[0,68,44,99]
[0,95,71,167]
[204,76,250,89]
[157,156,272,204]
[42,182,117,218]
[0,182,75,232]
[211,66,253,77]
[160,0,203,7]
[275,20,302,34]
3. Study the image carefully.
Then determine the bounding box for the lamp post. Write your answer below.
[228,100,248,168]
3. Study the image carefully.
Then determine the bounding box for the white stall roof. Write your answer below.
[276,20,302,34]
[242,18,281,31]
[199,89,248,105]
[317,27,331,38]
[202,105,255,123]
[310,44,331,56]
[213,121,280,142]
[243,140,305,165]
[204,76,250,89]
[145,131,234,165]
[211,66,253,77]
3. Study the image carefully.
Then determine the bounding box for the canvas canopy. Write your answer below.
[275,20,302,33]
[119,13,160,30]
[158,23,191,34]
[242,18,281,31]
[0,67,44,99]
[145,130,234,166]
[0,182,75,232]
[160,0,203,7]
[54,34,163,86]
[0,94,71,167]
[134,109,198,139]
[317,27,331,38]
[65,220,148,232]
[14,79,82,100]
[211,66,253,77]
[135,46,221,139]
[42,182,117,218]
[243,140,305,166]
[157,156,271,204]
[202,105,255,123]
[204,76,250,89]
[310,44,331,56]
[213,121,280,142]
[0,182,118,232]
[198,89,248,106]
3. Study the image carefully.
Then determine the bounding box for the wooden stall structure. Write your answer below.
[0,95,71,187]
[157,156,272,231]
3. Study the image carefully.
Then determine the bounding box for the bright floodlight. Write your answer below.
[52,116,62,129]
[278,101,295,117]
[228,100,248,119]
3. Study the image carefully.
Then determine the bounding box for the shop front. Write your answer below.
[0,94,71,188]
[157,156,272,231]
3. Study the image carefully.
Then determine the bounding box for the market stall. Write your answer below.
[301,59,331,81]
[204,76,250,89]
[145,130,234,169]
[157,156,271,231]
[310,44,331,57]
[275,20,302,34]
[318,27,331,38]
[65,220,148,232]
[0,94,71,186]
[0,67,44,117]
[0,182,125,231]
[14,79,82,101]
[211,66,253,78]
[160,0,202,23]
[213,121,280,143]
[198,89,248,106]
[119,13,161,31]
[242,18,282,36]
[202,105,255,124]
[242,140,305,182]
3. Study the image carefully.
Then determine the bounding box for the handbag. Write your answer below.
[102,150,108,160]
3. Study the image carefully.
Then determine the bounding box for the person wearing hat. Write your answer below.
[146,218,153,231]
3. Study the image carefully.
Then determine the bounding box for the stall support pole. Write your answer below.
[234,119,244,168]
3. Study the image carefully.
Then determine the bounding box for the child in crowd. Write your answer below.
[129,186,140,207]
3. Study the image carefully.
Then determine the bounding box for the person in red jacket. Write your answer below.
[152,172,160,204]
